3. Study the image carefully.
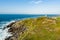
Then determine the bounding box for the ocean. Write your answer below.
[0,14,59,40]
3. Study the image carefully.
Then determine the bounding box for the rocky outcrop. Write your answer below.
[5,17,60,40]
[5,21,26,40]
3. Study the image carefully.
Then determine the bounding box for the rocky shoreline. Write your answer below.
[4,16,60,40]
[5,21,26,40]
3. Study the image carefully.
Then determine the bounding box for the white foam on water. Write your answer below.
[0,20,15,40]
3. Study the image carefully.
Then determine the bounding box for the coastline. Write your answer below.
[4,16,60,40]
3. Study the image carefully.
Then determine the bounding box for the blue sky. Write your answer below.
[0,0,60,14]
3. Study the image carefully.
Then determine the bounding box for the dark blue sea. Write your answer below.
[0,14,59,40]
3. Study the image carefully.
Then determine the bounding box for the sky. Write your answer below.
[0,0,60,14]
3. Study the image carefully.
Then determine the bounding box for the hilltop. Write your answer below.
[5,16,60,40]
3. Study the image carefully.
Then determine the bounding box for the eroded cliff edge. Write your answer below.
[5,17,60,40]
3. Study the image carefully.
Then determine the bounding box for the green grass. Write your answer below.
[13,16,60,40]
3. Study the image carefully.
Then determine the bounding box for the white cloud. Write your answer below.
[30,0,43,4]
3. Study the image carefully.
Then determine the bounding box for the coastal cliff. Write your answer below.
[5,17,60,40]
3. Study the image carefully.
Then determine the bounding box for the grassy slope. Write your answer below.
[14,17,60,40]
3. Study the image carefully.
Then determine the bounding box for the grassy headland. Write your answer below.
[5,16,60,40]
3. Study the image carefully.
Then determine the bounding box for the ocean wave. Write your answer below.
[0,20,15,40]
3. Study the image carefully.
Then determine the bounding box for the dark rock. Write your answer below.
[8,27,14,32]
[7,22,15,28]
[3,22,15,30]
[5,36,13,40]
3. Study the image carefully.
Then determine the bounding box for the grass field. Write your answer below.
[12,16,60,40]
